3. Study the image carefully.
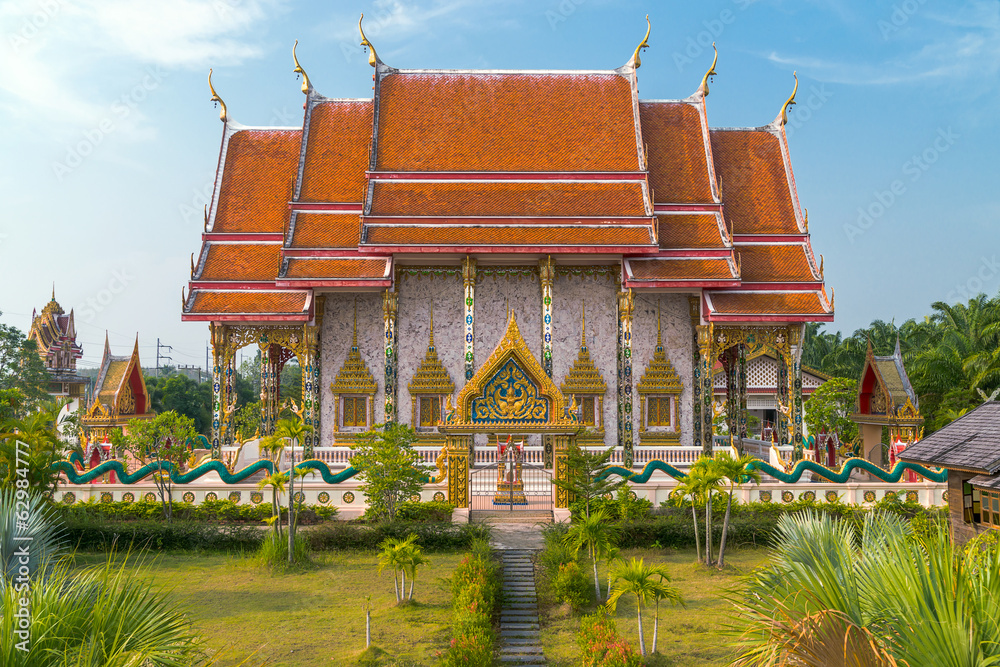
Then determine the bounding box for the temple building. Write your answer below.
[181,19,833,502]
[28,288,86,413]
[80,335,154,442]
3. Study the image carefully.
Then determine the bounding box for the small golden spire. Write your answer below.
[656,301,663,349]
[359,14,379,68]
[804,207,809,232]
[51,282,56,301]
[631,15,651,69]
[181,287,187,308]
[819,254,824,277]
[429,301,435,349]
[352,298,358,349]
[208,69,228,122]
[698,43,718,97]
[581,301,587,348]
[292,40,312,94]
[203,205,209,232]
[190,253,195,276]
[778,71,798,126]
[830,288,835,310]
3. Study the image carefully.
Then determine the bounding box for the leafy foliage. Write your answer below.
[351,423,425,523]
[444,539,499,667]
[118,412,197,520]
[578,611,642,667]
[804,377,859,443]
[553,442,630,517]
[0,316,50,410]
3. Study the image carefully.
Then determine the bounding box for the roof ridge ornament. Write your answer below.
[292,40,312,94]
[208,69,228,122]
[359,14,380,68]
[630,15,651,69]
[777,71,798,126]
[697,42,718,97]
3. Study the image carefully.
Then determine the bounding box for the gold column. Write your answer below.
[210,323,227,459]
[446,434,471,508]
[617,289,635,466]
[383,290,398,424]
[553,433,574,508]
[462,256,477,381]
[695,323,715,455]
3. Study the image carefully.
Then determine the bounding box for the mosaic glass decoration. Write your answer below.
[294,492,305,503]
[122,492,134,503]
[343,491,355,504]
[251,492,264,505]
[229,491,241,503]
[800,490,816,502]
[143,492,157,503]
[781,490,794,503]
[62,492,76,505]
[759,490,772,503]
[906,491,919,503]
[433,492,445,502]
[182,492,195,503]
[825,490,839,503]
[318,491,331,504]
[863,490,877,503]
[205,492,218,502]
[100,492,113,504]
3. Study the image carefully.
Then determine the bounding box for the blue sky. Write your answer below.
[1,0,998,373]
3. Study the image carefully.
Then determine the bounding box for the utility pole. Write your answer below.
[156,338,173,377]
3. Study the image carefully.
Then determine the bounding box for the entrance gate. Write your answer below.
[469,461,553,512]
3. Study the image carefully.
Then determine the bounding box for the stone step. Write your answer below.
[500,630,540,638]
[501,646,544,654]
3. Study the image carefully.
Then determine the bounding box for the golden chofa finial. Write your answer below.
[778,71,798,126]
[631,15,651,69]
[181,287,187,308]
[292,40,312,94]
[819,254,825,277]
[698,43,718,97]
[208,69,228,122]
[359,14,379,68]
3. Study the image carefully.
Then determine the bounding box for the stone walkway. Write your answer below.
[498,549,546,665]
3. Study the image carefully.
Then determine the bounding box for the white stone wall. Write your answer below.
[630,293,694,447]
[320,293,384,446]
[551,272,619,446]
[396,274,465,428]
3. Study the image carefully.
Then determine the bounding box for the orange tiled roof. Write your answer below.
[707,291,830,316]
[639,102,715,204]
[187,291,309,315]
[737,245,816,282]
[298,100,373,203]
[629,258,735,281]
[199,243,280,281]
[369,181,647,217]
[213,129,300,234]
[657,214,727,249]
[288,214,361,249]
[283,258,389,280]
[710,129,799,235]
[374,73,640,172]
[363,225,654,247]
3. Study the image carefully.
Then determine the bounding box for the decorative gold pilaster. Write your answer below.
[553,433,575,508]
[383,290,398,424]
[617,289,635,466]
[695,323,715,454]
[302,307,322,455]
[210,323,227,459]
[462,256,477,381]
[446,434,471,508]
[538,255,555,378]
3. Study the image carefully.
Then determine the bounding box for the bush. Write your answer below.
[443,540,499,667]
[392,500,455,522]
[62,517,264,552]
[53,498,338,525]
[305,521,490,552]
[578,612,642,667]
[571,489,652,522]
[552,561,592,609]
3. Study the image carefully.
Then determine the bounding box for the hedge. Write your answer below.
[305,521,490,552]
[54,498,338,524]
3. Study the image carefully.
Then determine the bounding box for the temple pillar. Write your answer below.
[302,320,321,456]
[791,325,805,459]
[553,433,574,508]
[777,351,790,446]
[383,290,398,424]
[258,342,272,436]
[210,323,227,459]
[539,256,556,467]
[462,256,477,381]
[695,323,715,455]
[222,349,237,448]
[738,342,748,445]
[616,289,635,467]
[446,434,472,508]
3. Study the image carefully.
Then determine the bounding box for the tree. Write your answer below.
[552,442,630,517]
[234,401,262,441]
[804,377,859,445]
[689,457,724,566]
[0,402,69,497]
[261,417,313,564]
[0,317,50,410]
[564,508,618,602]
[712,452,761,568]
[280,360,302,404]
[607,558,681,657]
[256,471,286,541]
[377,533,421,603]
[350,423,425,523]
[668,475,703,563]
[120,412,196,521]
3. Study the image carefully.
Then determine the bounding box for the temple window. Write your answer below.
[408,304,455,438]
[646,395,676,430]
[417,396,442,431]
[579,396,597,426]
[637,308,683,444]
[341,396,369,430]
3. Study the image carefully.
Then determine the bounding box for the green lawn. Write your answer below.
[538,547,769,667]
[73,550,463,666]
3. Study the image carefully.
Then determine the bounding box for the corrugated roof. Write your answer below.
[900,402,1000,473]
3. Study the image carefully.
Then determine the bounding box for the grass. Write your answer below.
[72,550,464,666]
[537,547,769,667]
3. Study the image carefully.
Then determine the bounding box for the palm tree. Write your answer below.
[262,417,313,564]
[256,471,286,540]
[603,545,623,603]
[690,457,724,566]
[400,539,429,601]
[669,475,702,562]
[712,452,761,568]
[564,508,618,602]
[377,534,418,603]
[648,568,683,654]
[732,511,1000,665]
[607,557,680,657]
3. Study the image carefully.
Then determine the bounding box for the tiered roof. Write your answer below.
[28,289,83,377]
[182,20,832,325]
[81,335,153,429]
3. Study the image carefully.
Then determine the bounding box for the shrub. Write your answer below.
[552,561,592,609]
[572,489,652,522]
[306,521,489,552]
[53,498,337,525]
[393,500,456,522]
[62,517,264,552]
[444,540,499,667]
[578,612,642,667]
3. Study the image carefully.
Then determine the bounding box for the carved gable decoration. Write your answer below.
[637,318,682,396]
[444,314,576,432]
[560,309,607,397]
[408,310,455,396]
[330,312,377,396]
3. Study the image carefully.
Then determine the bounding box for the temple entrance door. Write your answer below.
[469,461,553,513]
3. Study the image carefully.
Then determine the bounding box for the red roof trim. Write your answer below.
[362,216,655,226]
[281,248,372,258]
[653,203,723,213]
[275,278,392,288]
[202,233,284,242]
[366,171,647,182]
[738,282,824,291]
[358,244,659,255]
[289,202,364,212]
[733,234,808,243]
[650,249,733,259]
[626,279,740,289]
[189,281,276,290]
[182,313,312,323]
